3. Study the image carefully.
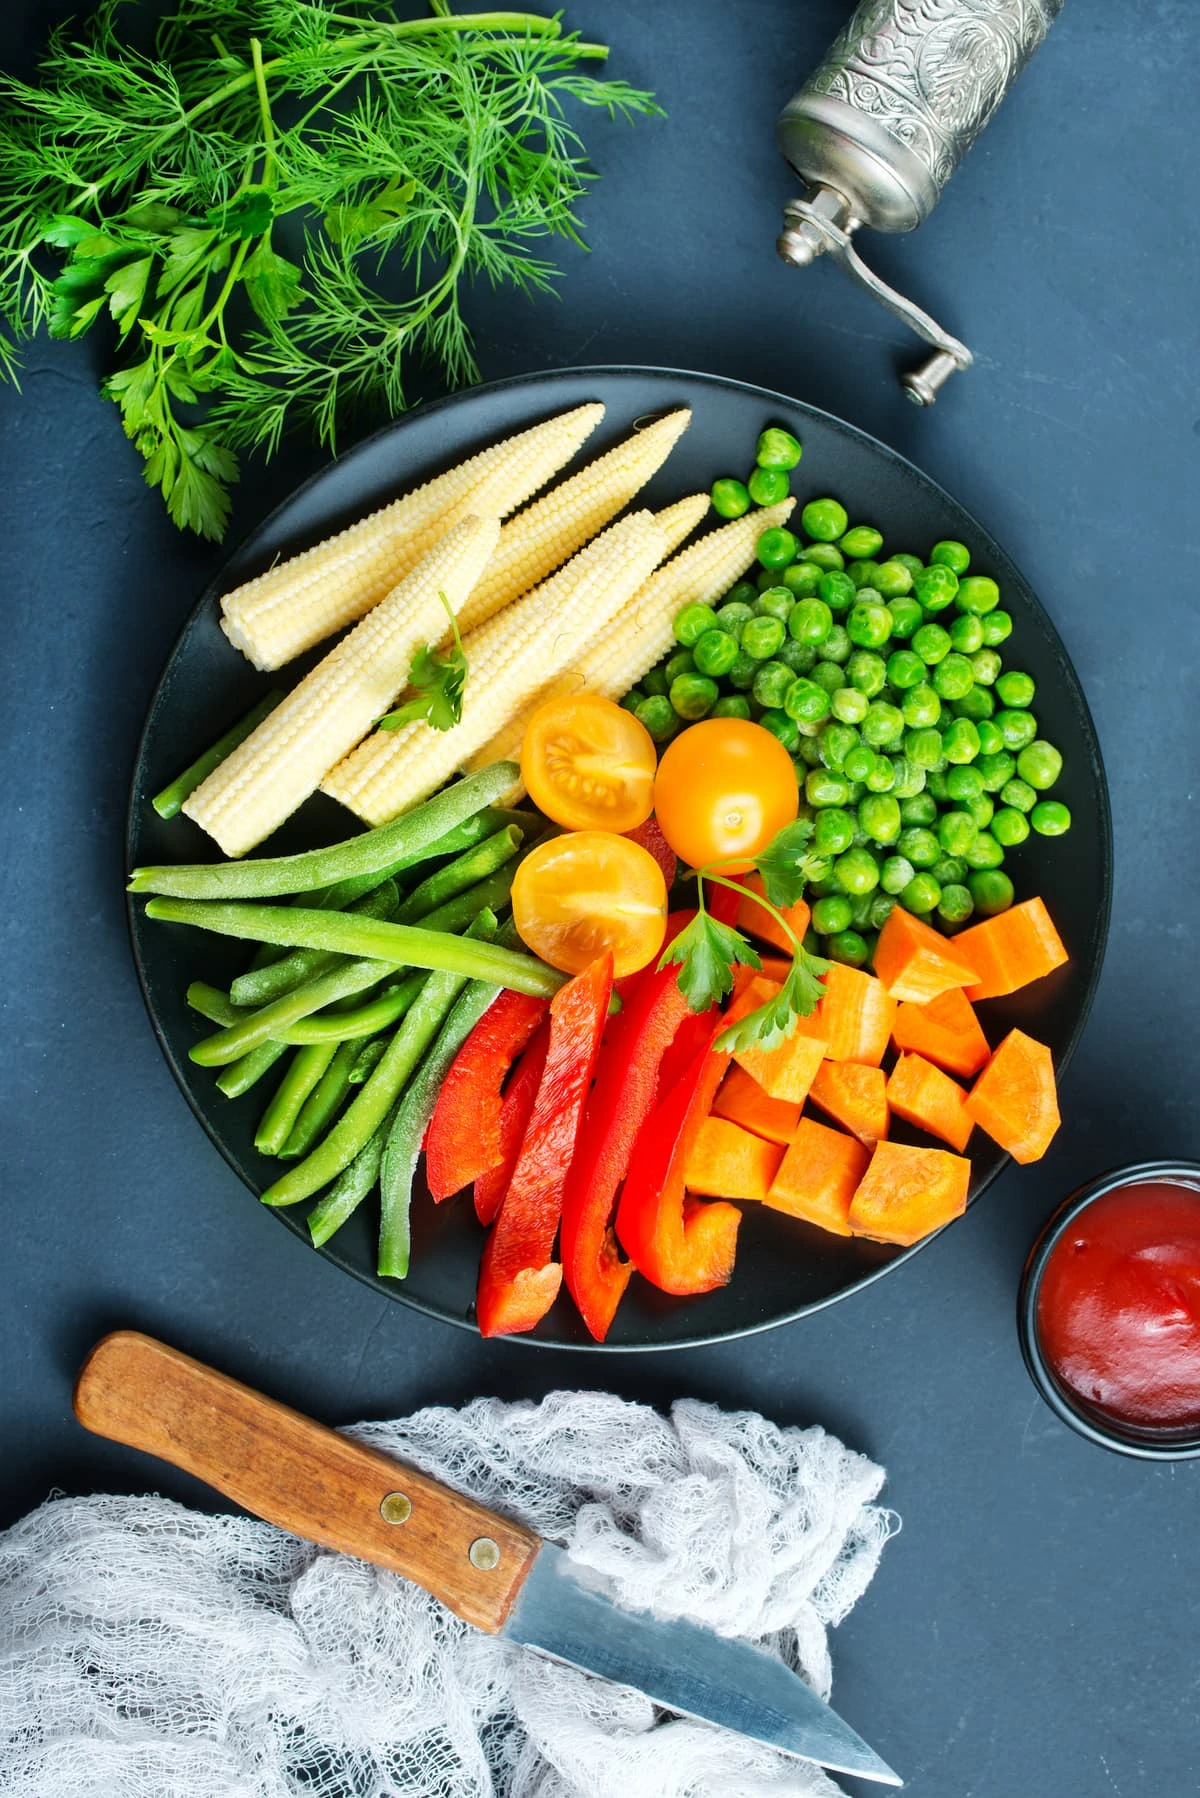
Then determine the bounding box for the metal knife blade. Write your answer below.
[505,1542,900,1786]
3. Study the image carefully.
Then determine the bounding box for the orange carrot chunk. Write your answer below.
[891,987,990,1079]
[847,1141,970,1246]
[684,1115,784,1204]
[735,872,810,957]
[885,1053,974,1153]
[873,906,981,1004]
[726,974,829,1104]
[711,1065,801,1146]
[955,898,1069,1002]
[766,1117,869,1236]
[808,1060,889,1148]
[966,1028,1060,1163]
[810,963,896,1065]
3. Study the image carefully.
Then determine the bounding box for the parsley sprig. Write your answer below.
[377,591,467,733]
[0,3,659,538]
[658,819,832,1053]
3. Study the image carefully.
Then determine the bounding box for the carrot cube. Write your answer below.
[724,974,828,1104]
[711,1065,801,1146]
[847,1141,971,1246]
[684,1115,784,1204]
[805,963,896,1065]
[966,1028,1060,1163]
[891,987,990,1080]
[735,872,810,957]
[954,898,1069,1002]
[886,1053,974,1153]
[766,1117,869,1236]
[808,1061,889,1148]
[873,906,981,1004]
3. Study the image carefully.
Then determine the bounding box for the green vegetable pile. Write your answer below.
[0,1,657,538]
[623,427,1071,974]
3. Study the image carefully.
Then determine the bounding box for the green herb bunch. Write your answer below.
[0,1,659,539]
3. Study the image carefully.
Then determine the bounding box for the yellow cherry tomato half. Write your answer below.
[511,831,667,979]
[652,718,799,872]
[520,694,657,834]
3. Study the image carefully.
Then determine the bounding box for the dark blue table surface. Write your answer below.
[2,4,1198,1794]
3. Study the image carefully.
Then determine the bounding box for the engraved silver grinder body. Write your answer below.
[777,0,1064,402]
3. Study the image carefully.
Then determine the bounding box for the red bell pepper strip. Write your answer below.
[623,815,677,890]
[476,953,613,1337]
[614,1019,741,1296]
[424,989,548,1201]
[473,1020,549,1226]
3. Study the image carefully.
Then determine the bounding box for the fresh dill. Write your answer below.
[0,1,660,538]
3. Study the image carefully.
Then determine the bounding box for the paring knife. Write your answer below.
[74,1332,900,1787]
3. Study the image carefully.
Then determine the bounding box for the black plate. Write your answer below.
[127,366,1112,1350]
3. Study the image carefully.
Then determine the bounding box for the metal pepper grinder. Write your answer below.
[777,0,1063,403]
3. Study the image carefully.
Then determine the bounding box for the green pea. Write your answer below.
[756,426,803,470]
[995,669,1036,708]
[976,719,1006,756]
[942,718,981,764]
[956,575,1001,616]
[937,884,975,926]
[997,708,1039,751]
[831,685,869,725]
[930,855,967,888]
[642,666,669,697]
[795,735,824,768]
[779,638,818,674]
[966,792,994,830]
[864,754,898,794]
[862,701,905,749]
[873,559,914,599]
[930,539,970,576]
[756,586,794,622]
[806,768,852,808]
[741,615,785,660]
[780,560,821,598]
[886,648,925,690]
[931,652,975,700]
[952,685,995,722]
[833,846,880,896]
[948,613,984,654]
[938,810,977,857]
[802,497,849,542]
[827,929,870,967]
[962,831,1005,871]
[753,659,794,710]
[899,791,938,826]
[1031,799,1072,835]
[820,722,860,770]
[789,597,833,644]
[981,610,1013,646]
[846,559,881,590]
[887,595,924,641]
[904,726,944,771]
[1017,740,1063,790]
[726,650,758,691]
[817,570,856,613]
[926,768,951,801]
[869,893,897,932]
[902,685,942,731]
[968,869,1015,916]
[757,526,799,571]
[881,854,916,895]
[715,599,755,633]
[840,525,884,560]
[620,689,646,715]
[976,750,1016,792]
[748,466,790,507]
[941,765,980,803]
[914,564,959,613]
[673,602,716,647]
[842,742,876,783]
[859,793,902,844]
[846,650,888,697]
[811,660,845,695]
[900,873,941,914]
[634,695,678,742]
[727,579,760,607]
[711,478,751,519]
[669,673,719,720]
[801,542,845,572]
[889,757,926,799]
[999,777,1036,813]
[692,630,739,678]
[812,893,853,935]
[758,708,800,752]
[712,694,751,721]
[970,649,1002,686]
[814,807,857,856]
[847,600,894,649]
[822,623,853,664]
[892,553,924,579]
[913,622,952,665]
[991,806,1030,847]
[898,826,939,869]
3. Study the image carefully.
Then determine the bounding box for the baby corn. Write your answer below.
[322,512,668,826]
[219,403,604,671]
[454,409,692,638]
[185,514,500,857]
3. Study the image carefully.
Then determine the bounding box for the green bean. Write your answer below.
[192,954,390,1066]
[230,879,399,1007]
[282,1039,362,1159]
[189,972,424,1048]
[215,1040,288,1099]
[264,914,497,1209]
[378,977,501,1279]
[255,1044,339,1158]
[419,859,522,935]
[128,764,519,898]
[350,1038,388,1083]
[151,691,285,820]
[320,808,533,910]
[394,825,523,924]
[306,1117,393,1248]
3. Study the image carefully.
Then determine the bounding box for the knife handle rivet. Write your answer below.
[468,1536,501,1571]
[379,1491,412,1525]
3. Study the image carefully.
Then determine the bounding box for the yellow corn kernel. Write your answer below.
[455,409,692,637]
[322,512,667,826]
[219,403,604,671]
[185,515,500,857]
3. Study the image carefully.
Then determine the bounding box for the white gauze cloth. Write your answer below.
[0,1390,898,1798]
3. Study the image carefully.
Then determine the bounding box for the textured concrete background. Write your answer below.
[1,3,1197,1793]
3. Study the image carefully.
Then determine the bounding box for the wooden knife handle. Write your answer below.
[74,1331,541,1633]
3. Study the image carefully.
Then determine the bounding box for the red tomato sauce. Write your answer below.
[1037,1180,1200,1431]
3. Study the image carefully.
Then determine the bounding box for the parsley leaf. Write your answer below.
[208,186,275,241]
[754,817,823,911]
[715,947,831,1055]
[243,244,303,328]
[658,910,761,1013]
[377,593,468,734]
